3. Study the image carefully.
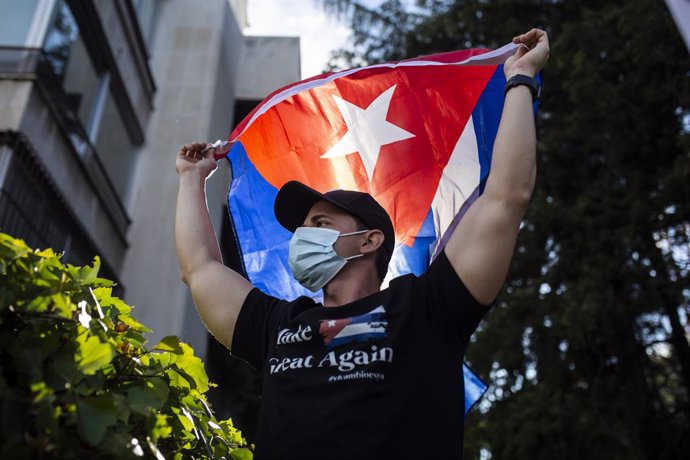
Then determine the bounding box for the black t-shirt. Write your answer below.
[231,249,488,460]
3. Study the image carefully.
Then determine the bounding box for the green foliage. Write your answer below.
[0,233,252,459]
[320,0,419,69]
[318,1,690,459]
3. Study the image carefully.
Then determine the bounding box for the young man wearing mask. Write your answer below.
[175,29,549,460]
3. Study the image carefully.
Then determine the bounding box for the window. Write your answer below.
[133,0,162,47]
[41,0,104,137]
[94,92,137,202]
[0,0,40,45]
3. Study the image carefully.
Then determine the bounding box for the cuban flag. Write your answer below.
[319,306,388,349]
[224,42,528,414]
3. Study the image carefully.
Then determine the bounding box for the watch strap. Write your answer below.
[504,74,541,102]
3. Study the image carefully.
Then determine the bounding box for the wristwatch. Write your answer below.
[504,74,541,102]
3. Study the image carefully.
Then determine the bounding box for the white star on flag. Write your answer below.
[321,84,415,180]
[327,320,336,328]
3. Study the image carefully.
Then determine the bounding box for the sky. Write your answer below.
[244,0,352,79]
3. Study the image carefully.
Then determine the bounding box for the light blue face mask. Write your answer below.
[288,227,367,292]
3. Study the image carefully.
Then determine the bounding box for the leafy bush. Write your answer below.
[0,233,252,459]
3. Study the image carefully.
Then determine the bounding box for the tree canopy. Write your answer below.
[319,1,690,458]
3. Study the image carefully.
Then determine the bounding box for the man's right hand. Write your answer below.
[176,142,219,178]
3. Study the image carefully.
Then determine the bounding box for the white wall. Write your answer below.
[122,0,301,359]
[236,36,300,100]
[121,0,243,356]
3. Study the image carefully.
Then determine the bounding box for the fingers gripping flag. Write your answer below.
[225,42,525,415]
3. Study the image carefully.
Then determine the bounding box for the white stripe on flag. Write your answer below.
[381,96,483,286]
[334,322,386,339]
[430,116,482,258]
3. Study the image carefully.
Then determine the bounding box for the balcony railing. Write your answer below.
[0,46,42,75]
[0,131,122,290]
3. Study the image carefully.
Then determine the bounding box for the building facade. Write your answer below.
[0,0,300,364]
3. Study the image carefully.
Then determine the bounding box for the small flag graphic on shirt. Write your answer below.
[320,306,387,349]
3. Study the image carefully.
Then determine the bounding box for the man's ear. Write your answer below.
[360,229,384,255]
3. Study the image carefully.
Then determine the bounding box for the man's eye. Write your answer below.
[316,221,329,227]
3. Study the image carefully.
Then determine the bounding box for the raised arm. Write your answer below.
[445,29,550,306]
[175,142,253,348]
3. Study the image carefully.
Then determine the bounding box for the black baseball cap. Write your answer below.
[274,181,395,257]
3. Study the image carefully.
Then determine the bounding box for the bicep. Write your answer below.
[186,261,254,349]
[444,195,526,305]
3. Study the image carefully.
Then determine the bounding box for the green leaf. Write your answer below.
[174,343,209,393]
[92,287,128,313]
[124,330,148,349]
[77,395,119,446]
[24,295,51,313]
[107,295,131,313]
[153,336,184,354]
[0,234,30,262]
[172,406,195,432]
[220,419,247,446]
[164,344,210,393]
[166,367,192,390]
[76,335,115,375]
[30,381,54,403]
[34,252,63,284]
[118,313,153,333]
[35,247,58,260]
[128,377,169,414]
[150,414,173,441]
[51,293,74,318]
[66,257,100,285]
[230,448,254,460]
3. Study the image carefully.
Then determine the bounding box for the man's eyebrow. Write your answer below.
[307,213,332,222]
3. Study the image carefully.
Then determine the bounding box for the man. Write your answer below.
[175,29,549,459]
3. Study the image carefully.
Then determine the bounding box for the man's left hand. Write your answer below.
[504,28,550,79]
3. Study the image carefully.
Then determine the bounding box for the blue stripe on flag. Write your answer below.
[389,208,437,278]
[472,65,506,194]
[349,311,386,325]
[463,362,488,415]
[471,65,542,194]
[227,142,315,300]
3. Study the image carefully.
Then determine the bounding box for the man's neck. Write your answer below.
[322,264,380,307]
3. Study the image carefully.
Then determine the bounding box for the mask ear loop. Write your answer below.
[338,229,370,261]
[339,229,369,237]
